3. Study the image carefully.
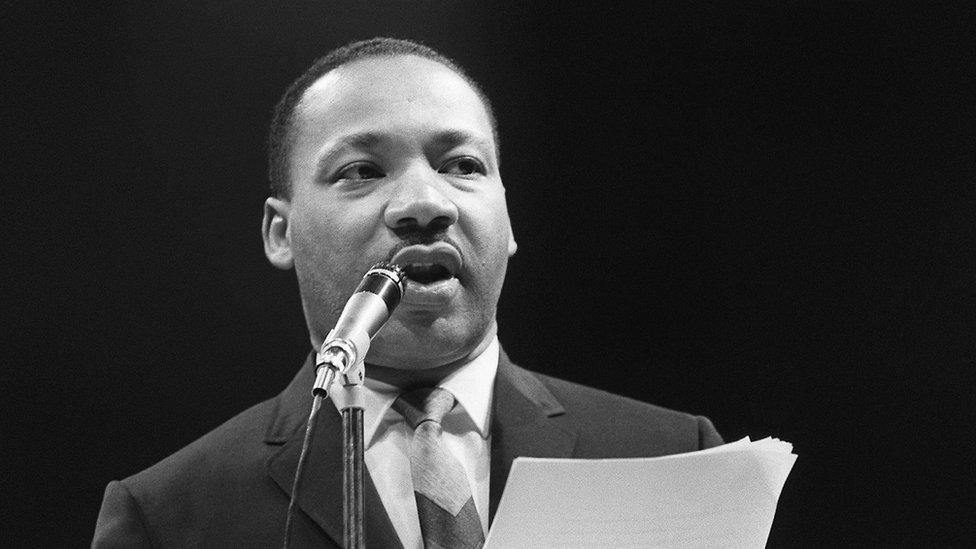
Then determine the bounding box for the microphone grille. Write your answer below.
[365,262,407,293]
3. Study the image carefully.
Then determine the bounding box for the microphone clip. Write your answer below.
[313,331,368,397]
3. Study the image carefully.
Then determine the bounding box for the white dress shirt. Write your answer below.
[331,337,498,549]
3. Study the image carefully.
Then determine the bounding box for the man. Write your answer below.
[93,38,722,548]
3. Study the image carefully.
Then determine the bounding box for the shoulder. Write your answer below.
[124,396,280,495]
[93,397,288,547]
[510,361,723,455]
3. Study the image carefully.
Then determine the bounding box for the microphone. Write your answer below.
[313,262,407,395]
[287,263,406,547]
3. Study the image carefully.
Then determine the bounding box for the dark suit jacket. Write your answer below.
[93,349,723,547]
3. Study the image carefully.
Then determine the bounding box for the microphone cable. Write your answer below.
[283,371,333,549]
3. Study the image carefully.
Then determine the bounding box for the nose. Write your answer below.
[383,173,459,232]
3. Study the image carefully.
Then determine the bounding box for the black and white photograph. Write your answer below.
[4,2,973,546]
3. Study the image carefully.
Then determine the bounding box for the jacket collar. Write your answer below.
[488,347,577,522]
[264,347,578,543]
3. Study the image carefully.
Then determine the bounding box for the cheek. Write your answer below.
[479,201,514,257]
[291,208,357,257]
[289,216,361,318]
[288,203,393,296]
[459,201,512,282]
[290,216,335,262]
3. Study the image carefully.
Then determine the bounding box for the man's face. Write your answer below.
[264,55,516,371]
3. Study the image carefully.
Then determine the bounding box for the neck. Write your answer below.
[366,362,465,389]
[365,330,496,389]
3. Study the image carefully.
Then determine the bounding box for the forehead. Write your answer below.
[292,55,494,151]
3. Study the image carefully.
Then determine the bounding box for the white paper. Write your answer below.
[484,437,796,548]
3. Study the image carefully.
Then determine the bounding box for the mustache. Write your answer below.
[384,227,464,263]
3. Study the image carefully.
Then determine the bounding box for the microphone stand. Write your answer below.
[286,263,404,549]
[336,361,366,549]
[312,336,369,548]
[295,357,365,549]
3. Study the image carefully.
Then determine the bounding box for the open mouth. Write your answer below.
[403,263,453,285]
[391,242,463,288]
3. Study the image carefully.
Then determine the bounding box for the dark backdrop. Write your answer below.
[4,2,974,546]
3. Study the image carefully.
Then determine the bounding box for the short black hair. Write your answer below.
[267,37,498,197]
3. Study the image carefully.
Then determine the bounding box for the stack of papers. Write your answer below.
[485,437,796,548]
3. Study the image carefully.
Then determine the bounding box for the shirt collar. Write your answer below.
[437,336,498,438]
[331,337,499,446]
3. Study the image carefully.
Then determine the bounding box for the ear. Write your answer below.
[507,225,518,257]
[501,185,518,257]
[262,197,293,270]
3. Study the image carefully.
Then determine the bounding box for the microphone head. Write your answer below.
[357,262,407,313]
[365,262,407,294]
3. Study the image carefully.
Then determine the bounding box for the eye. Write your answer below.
[439,157,485,177]
[335,162,385,182]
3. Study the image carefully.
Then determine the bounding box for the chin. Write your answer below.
[367,314,487,370]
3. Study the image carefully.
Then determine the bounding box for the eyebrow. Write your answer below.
[314,132,384,179]
[428,129,493,152]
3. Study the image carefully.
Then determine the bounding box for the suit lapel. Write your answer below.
[264,349,575,541]
[266,354,403,548]
[489,349,577,523]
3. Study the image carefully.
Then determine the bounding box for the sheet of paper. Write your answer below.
[484,438,796,548]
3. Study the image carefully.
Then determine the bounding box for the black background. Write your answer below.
[4,2,974,546]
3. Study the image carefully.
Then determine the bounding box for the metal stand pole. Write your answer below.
[342,406,365,549]
[335,358,366,549]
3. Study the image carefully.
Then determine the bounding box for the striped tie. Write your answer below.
[393,388,484,549]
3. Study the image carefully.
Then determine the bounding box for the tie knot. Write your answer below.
[392,387,456,428]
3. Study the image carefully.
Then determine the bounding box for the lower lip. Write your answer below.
[400,277,460,306]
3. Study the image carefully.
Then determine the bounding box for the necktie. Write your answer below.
[393,388,484,549]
